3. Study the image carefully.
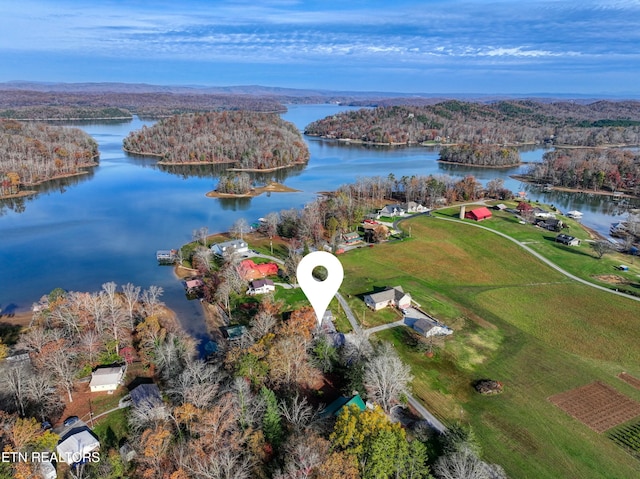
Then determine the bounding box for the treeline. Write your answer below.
[439,144,520,167]
[0,90,286,119]
[304,100,640,147]
[0,106,132,121]
[0,119,98,197]
[123,111,310,169]
[250,174,511,250]
[525,148,640,195]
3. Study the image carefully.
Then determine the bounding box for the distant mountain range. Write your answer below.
[1,80,636,103]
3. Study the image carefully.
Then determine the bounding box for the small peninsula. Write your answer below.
[438,144,521,167]
[304,100,640,147]
[0,119,99,199]
[123,111,310,170]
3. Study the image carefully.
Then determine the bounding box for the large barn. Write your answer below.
[464,206,493,221]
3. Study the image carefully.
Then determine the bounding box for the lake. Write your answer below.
[1,104,636,344]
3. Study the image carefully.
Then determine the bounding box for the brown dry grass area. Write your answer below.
[618,372,640,390]
[593,274,629,284]
[549,381,640,433]
[0,311,32,328]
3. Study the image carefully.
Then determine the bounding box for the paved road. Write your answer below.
[336,291,446,433]
[406,393,447,434]
[335,292,362,333]
[365,319,405,334]
[434,216,640,302]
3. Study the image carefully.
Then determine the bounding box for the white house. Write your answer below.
[246,279,276,295]
[56,429,100,465]
[405,201,428,213]
[404,308,453,338]
[89,366,125,393]
[364,286,412,311]
[379,204,405,217]
[211,239,249,257]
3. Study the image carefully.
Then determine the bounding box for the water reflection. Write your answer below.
[0,168,97,215]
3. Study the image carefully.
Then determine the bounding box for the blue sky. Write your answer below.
[1,0,639,95]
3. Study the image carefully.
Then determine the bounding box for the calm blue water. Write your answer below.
[1,104,636,341]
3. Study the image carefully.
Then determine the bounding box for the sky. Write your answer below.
[1,0,640,95]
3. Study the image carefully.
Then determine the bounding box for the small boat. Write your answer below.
[566,210,583,219]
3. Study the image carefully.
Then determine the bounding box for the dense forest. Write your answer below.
[0,106,132,121]
[304,100,640,147]
[123,111,310,169]
[0,90,286,119]
[524,148,640,195]
[438,144,520,167]
[0,119,99,197]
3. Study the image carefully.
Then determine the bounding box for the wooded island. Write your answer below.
[438,144,521,167]
[123,111,310,170]
[304,100,640,148]
[0,119,99,198]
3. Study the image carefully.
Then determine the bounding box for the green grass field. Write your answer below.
[339,214,640,478]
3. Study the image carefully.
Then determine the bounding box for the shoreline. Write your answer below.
[511,174,638,199]
[437,159,521,169]
[206,181,300,198]
[0,166,97,200]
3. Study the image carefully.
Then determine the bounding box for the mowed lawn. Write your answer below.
[339,215,640,479]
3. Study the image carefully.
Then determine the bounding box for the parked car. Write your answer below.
[63,416,79,427]
[41,421,52,431]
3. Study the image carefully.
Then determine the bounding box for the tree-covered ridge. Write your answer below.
[0,106,132,121]
[439,144,520,167]
[304,100,640,147]
[123,111,310,169]
[525,148,640,195]
[0,119,98,196]
[0,90,286,119]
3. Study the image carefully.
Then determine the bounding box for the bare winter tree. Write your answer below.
[434,446,491,479]
[230,218,250,240]
[169,360,223,408]
[181,449,253,479]
[192,226,209,246]
[26,372,62,421]
[2,363,31,416]
[262,211,279,239]
[342,327,373,365]
[43,343,78,403]
[363,342,414,413]
[142,285,164,316]
[193,246,213,273]
[279,393,320,434]
[231,377,263,432]
[590,240,613,259]
[249,310,277,339]
[121,282,141,328]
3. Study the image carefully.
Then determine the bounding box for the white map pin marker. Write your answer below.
[297,251,344,326]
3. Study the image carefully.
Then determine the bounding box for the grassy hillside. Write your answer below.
[338,215,640,478]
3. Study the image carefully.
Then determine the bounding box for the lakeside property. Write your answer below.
[334,210,640,478]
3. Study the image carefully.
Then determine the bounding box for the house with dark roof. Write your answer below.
[246,279,276,295]
[222,325,248,341]
[464,206,493,221]
[364,286,411,311]
[130,383,163,410]
[379,204,405,217]
[555,234,581,246]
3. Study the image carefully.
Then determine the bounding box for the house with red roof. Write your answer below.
[464,206,493,221]
[239,259,279,281]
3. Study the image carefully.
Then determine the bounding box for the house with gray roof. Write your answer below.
[364,286,411,311]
